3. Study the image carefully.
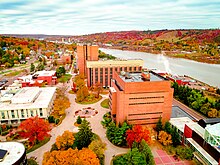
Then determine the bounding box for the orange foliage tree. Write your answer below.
[126,125,151,148]
[55,130,75,150]
[18,116,51,145]
[43,148,99,165]
[158,131,172,146]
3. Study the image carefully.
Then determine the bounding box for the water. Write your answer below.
[100,48,220,88]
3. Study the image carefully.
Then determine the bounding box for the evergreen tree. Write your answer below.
[164,121,172,134]
[30,63,35,72]
[171,126,180,147]
[76,116,82,124]
[74,119,94,149]
[155,117,163,133]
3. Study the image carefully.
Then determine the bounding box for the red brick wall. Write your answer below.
[110,71,173,127]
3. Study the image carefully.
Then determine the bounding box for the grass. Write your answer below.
[0,70,11,75]
[26,137,51,154]
[76,95,102,105]
[101,99,109,109]
[58,74,72,83]
[5,70,23,77]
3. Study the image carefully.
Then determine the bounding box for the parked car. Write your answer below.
[0,79,8,84]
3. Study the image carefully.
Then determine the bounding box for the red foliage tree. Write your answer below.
[126,125,151,148]
[18,116,51,145]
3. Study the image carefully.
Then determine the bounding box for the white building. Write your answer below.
[170,117,219,165]
[0,142,26,165]
[0,87,56,124]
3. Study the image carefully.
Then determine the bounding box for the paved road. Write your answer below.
[172,99,206,121]
[27,84,128,165]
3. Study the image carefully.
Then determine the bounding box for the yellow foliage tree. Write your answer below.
[88,139,106,160]
[55,131,75,150]
[43,148,99,165]
[208,108,218,118]
[158,131,172,146]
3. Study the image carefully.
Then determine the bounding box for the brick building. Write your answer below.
[109,71,173,126]
[77,44,99,76]
[86,60,143,87]
[77,44,143,87]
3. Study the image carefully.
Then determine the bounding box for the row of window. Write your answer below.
[1,108,43,119]
[128,112,162,116]
[129,101,164,105]
[129,96,164,100]
[89,66,142,86]
[128,117,160,121]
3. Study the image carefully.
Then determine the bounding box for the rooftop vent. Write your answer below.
[141,72,150,81]
[125,72,132,79]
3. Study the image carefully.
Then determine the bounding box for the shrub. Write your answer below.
[176,146,193,160]
[48,116,55,123]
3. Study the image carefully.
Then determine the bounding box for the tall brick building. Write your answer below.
[77,44,143,87]
[77,44,98,76]
[109,71,173,126]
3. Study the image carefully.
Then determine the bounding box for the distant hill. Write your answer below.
[73,29,220,64]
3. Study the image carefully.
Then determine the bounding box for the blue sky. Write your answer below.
[0,0,220,35]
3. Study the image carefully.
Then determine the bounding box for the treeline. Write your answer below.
[172,82,220,118]
[98,50,116,60]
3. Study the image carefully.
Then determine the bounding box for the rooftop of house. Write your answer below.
[119,71,167,83]
[0,142,25,165]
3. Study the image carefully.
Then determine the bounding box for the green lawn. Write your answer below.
[5,70,23,77]
[101,99,109,109]
[58,74,72,83]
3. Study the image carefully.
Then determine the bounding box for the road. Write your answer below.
[27,83,128,165]
[172,99,206,121]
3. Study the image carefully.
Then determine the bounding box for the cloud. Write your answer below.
[0,0,219,35]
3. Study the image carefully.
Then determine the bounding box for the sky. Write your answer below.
[0,0,220,35]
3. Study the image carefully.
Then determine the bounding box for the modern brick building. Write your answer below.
[86,59,143,87]
[77,44,143,87]
[109,71,173,126]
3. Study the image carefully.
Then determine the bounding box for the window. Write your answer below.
[21,109,25,118]
[39,108,43,116]
[30,110,34,117]
[1,112,5,119]
[11,110,15,118]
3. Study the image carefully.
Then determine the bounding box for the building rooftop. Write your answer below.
[0,87,56,110]
[170,117,205,138]
[33,70,56,77]
[119,71,166,83]
[0,142,25,165]
[171,106,195,120]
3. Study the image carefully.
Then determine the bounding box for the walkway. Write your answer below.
[27,85,128,165]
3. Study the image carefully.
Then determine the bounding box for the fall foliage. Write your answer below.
[126,125,151,148]
[158,131,172,146]
[55,130,75,150]
[43,148,99,165]
[52,89,70,117]
[18,116,51,145]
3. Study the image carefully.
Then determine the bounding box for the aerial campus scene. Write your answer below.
[0,0,220,165]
